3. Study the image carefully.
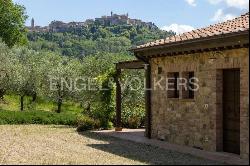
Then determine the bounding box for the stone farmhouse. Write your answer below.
[115,13,249,159]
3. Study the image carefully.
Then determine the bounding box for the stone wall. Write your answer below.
[149,48,249,159]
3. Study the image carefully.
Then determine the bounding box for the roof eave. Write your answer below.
[131,30,249,53]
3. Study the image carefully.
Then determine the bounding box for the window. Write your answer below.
[167,72,179,98]
[182,72,195,99]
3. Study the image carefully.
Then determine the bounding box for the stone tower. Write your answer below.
[31,18,35,28]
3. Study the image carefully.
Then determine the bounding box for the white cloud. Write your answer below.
[185,0,249,9]
[185,0,197,6]
[211,9,237,22]
[208,0,249,9]
[161,24,195,34]
[208,0,224,4]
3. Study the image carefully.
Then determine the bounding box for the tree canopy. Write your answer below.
[0,0,28,47]
[28,24,175,58]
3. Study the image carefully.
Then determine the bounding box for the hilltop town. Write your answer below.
[28,12,157,32]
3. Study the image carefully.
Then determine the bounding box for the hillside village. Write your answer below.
[28,12,157,32]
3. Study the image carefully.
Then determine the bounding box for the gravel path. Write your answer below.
[0,125,221,165]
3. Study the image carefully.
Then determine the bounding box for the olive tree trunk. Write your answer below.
[56,85,63,113]
[20,95,24,111]
[0,89,5,101]
[32,92,37,102]
[57,97,62,113]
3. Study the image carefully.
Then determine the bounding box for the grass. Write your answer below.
[0,95,20,111]
[0,125,221,165]
[0,95,83,113]
[0,95,86,126]
[0,110,78,126]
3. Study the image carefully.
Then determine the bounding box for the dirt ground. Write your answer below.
[0,125,220,165]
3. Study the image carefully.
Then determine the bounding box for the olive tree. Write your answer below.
[0,41,12,100]
[11,47,42,111]
[40,53,81,113]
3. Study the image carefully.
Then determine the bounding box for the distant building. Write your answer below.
[49,21,67,32]
[31,18,35,29]
[26,12,158,32]
[94,12,156,27]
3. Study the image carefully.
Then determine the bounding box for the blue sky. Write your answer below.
[13,0,249,34]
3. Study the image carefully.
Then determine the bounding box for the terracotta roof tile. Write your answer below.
[168,36,176,42]
[175,35,181,42]
[135,12,249,49]
[185,32,194,40]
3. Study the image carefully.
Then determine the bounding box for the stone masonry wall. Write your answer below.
[149,48,249,159]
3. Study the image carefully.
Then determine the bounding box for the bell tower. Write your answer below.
[31,18,35,29]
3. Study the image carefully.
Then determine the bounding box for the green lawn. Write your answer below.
[0,95,83,113]
[0,95,85,126]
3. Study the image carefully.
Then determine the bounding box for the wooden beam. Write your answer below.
[145,64,152,139]
[115,68,122,131]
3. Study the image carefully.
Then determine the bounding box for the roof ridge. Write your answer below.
[241,12,249,16]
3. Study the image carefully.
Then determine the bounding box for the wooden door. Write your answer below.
[223,69,240,155]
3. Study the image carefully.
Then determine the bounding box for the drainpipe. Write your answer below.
[135,53,152,139]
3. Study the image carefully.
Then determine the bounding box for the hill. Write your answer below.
[27,14,175,58]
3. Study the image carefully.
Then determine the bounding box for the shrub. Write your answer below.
[105,121,114,129]
[76,115,101,132]
[0,110,78,126]
[122,104,145,129]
